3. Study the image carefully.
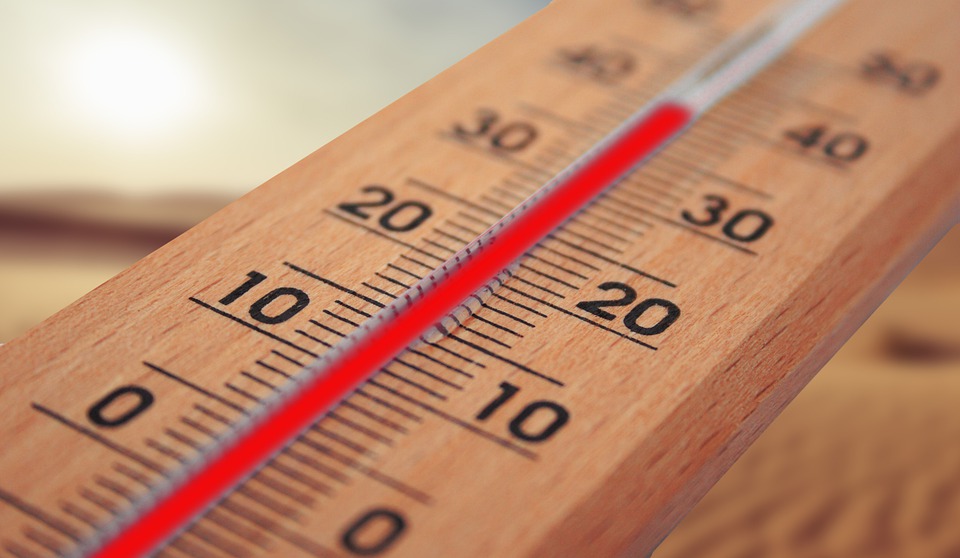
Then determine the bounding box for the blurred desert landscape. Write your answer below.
[1,1,958,557]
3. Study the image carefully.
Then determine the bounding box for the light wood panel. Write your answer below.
[0,0,957,556]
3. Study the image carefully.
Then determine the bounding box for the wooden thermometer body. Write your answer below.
[0,0,958,556]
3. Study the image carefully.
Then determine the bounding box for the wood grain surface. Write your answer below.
[2,230,957,557]
[657,227,960,558]
[0,0,958,556]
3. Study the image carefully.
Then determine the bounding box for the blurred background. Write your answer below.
[1,1,957,556]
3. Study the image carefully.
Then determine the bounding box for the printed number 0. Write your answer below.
[341,508,407,555]
[87,386,155,428]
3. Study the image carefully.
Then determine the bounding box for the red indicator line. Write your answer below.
[91,102,691,558]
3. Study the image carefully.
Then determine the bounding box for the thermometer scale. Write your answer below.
[0,0,958,556]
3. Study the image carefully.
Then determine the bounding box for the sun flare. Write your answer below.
[63,27,201,137]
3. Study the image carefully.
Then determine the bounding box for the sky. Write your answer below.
[0,0,550,196]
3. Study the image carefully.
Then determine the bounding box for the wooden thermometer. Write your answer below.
[1,0,958,556]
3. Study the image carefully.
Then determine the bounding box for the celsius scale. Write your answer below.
[0,0,958,556]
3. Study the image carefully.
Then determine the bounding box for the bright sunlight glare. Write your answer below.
[63,27,201,137]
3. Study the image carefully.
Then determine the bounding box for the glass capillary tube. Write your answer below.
[84,1,847,556]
